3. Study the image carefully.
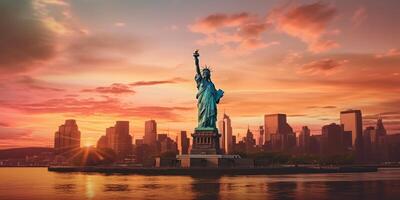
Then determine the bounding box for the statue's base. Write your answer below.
[176,154,242,168]
[190,127,221,155]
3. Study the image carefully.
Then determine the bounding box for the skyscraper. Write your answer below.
[298,126,311,153]
[218,113,233,154]
[96,136,108,149]
[264,114,292,142]
[376,118,387,137]
[340,110,363,147]
[54,119,81,155]
[144,120,157,146]
[157,134,177,154]
[321,123,345,155]
[243,127,256,153]
[106,126,116,150]
[178,131,190,155]
[258,126,265,146]
[114,121,132,159]
[264,114,295,151]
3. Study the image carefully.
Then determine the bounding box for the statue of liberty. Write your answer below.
[193,50,224,128]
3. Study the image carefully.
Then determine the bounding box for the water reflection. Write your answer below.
[1,168,400,200]
[104,184,130,192]
[54,184,76,193]
[266,182,298,200]
[191,176,221,200]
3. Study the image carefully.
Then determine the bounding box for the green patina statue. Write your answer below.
[193,50,224,129]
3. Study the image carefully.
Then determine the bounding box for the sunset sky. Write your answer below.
[1,0,399,148]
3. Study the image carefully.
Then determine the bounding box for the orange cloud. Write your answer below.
[269,1,339,53]
[189,12,272,54]
[298,58,348,75]
[81,83,135,94]
[16,76,65,92]
[189,12,251,33]
[3,96,193,120]
[129,77,188,86]
[80,78,188,94]
[375,48,400,58]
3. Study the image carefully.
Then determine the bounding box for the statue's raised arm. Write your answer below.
[193,49,201,76]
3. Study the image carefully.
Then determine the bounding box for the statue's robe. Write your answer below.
[195,74,223,128]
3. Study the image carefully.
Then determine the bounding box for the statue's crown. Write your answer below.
[202,65,212,72]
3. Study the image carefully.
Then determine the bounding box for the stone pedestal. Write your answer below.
[190,127,221,155]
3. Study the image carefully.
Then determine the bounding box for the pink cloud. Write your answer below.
[298,58,348,75]
[114,22,126,27]
[189,12,251,33]
[375,48,400,58]
[189,12,273,54]
[268,1,339,53]
[352,6,367,27]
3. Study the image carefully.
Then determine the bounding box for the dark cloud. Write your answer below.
[299,58,347,75]
[129,77,188,86]
[0,0,56,74]
[0,122,10,127]
[80,77,188,94]
[81,83,135,94]
[15,76,65,92]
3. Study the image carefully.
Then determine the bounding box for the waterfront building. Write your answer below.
[218,113,233,154]
[244,127,256,153]
[265,114,295,151]
[114,121,133,159]
[340,110,363,147]
[365,118,388,162]
[340,110,363,161]
[264,114,288,143]
[135,139,143,146]
[157,134,178,154]
[96,136,108,149]
[105,127,116,150]
[376,118,387,137]
[298,126,311,153]
[258,126,265,146]
[380,133,400,162]
[321,123,346,156]
[178,131,190,155]
[144,120,157,146]
[54,119,81,155]
[309,135,322,155]
[363,126,374,162]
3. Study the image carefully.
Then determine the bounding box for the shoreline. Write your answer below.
[47,166,378,176]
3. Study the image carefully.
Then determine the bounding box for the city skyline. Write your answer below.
[64,109,393,150]
[1,0,400,149]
